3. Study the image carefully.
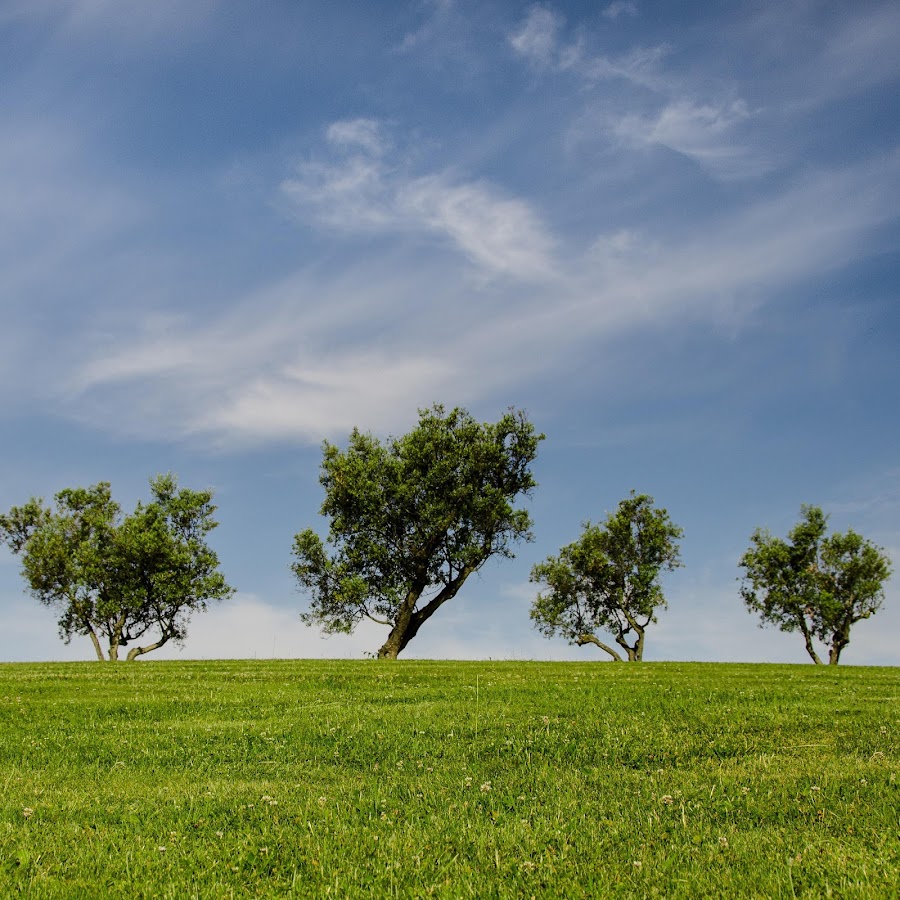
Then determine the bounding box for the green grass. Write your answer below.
[0,660,897,898]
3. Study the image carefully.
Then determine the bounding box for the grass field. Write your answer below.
[0,660,897,898]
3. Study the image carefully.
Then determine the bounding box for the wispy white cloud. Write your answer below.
[325,118,390,157]
[575,44,669,89]
[68,150,900,447]
[508,5,562,67]
[602,1,638,21]
[281,120,557,281]
[509,4,667,89]
[396,176,556,280]
[283,156,395,231]
[69,257,478,444]
[607,98,770,178]
[509,4,767,178]
[199,353,457,444]
[396,0,456,53]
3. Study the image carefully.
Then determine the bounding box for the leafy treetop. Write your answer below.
[739,504,892,664]
[0,474,234,661]
[530,491,683,661]
[292,404,543,658]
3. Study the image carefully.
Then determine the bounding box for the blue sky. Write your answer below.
[1,0,898,664]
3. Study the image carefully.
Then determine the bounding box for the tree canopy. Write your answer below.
[0,474,234,660]
[530,492,683,661]
[739,505,892,665]
[291,404,543,658]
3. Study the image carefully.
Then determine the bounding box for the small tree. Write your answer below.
[530,492,683,661]
[0,474,234,660]
[739,505,892,665]
[292,404,543,659]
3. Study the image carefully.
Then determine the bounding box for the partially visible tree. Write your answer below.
[530,492,683,661]
[292,404,544,659]
[739,505,892,665]
[0,474,234,660]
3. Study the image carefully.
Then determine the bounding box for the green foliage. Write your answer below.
[292,404,543,658]
[0,474,234,660]
[739,505,892,665]
[530,492,683,661]
[0,660,897,898]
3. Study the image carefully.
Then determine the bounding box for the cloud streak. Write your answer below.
[509,5,668,89]
[69,146,900,446]
[280,121,557,280]
[606,99,771,179]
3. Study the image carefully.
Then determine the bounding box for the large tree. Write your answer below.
[739,505,892,665]
[0,474,234,661]
[292,404,543,659]
[530,492,683,661]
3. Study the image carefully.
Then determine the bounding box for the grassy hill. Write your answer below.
[1,660,897,897]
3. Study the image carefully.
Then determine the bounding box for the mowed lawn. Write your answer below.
[0,660,897,898]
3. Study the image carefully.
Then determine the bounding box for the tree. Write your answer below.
[0,474,234,660]
[292,404,543,659]
[739,505,892,665]
[530,492,683,661]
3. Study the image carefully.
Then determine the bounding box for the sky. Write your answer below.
[1,0,898,665]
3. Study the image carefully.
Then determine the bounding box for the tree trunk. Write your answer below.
[87,628,105,662]
[828,632,849,665]
[576,634,624,661]
[376,568,471,659]
[105,612,129,661]
[126,636,169,661]
[377,635,403,660]
[614,627,643,661]
[633,626,645,662]
[377,589,419,659]
[800,624,823,665]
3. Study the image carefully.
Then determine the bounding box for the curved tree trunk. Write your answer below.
[577,634,624,661]
[126,636,170,661]
[377,568,471,659]
[377,588,420,659]
[800,623,823,664]
[633,627,645,662]
[87,628,105,662]
[377,632,404,660]
[614,625,644,661]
